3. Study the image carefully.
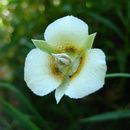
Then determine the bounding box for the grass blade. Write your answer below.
[80,109,130,123]
[0,117,13,130]
[0,82,51,130]
[106,73,130,78]
[0,97,40,130]
[89,12,124,40]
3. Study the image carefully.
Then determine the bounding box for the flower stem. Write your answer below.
[106,73,130,78]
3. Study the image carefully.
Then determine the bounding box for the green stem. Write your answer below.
[106,73,130,78]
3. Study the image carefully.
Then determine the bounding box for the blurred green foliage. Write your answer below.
[0,0,130,130]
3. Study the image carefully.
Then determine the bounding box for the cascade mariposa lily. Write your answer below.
[24,16,107,103]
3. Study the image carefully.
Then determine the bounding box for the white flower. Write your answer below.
[24,16,107,103]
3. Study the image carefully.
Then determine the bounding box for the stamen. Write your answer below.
[51,53,72,65]
[50,52,81,78]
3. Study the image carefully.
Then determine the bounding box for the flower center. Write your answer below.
[51,53,72,66]
[49,45,86,80]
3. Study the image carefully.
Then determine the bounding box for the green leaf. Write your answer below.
[32,39,57,54]
[0,97,40,130]
[89,12,124,40]
[116,10,126,27]
[128,0,130,21]
[0,82,51,130]
[0,117,12,130]
[80,109,130,123]
[106,73,130,78]
[84,33,97,49]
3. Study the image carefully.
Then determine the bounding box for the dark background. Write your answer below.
[0,0,130,130]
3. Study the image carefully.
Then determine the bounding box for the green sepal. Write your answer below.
[32,39,57,54]
[84,32,97,50]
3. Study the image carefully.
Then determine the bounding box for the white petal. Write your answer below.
[24,48,61,96]
[44,16,88,48]
[65,49,107,98]
[55,85,67,104]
